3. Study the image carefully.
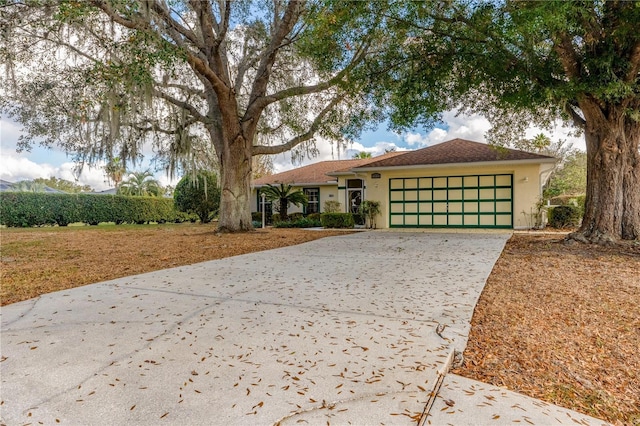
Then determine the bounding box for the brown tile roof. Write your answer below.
[252,152,404,186]
[353,139,556,169]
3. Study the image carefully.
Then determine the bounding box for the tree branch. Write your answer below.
[626,40,640,84]
[247,1,303,107]
[252,94,345,155]
[152,88,208,124]
[553,32,582,80]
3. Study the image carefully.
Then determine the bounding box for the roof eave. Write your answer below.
[353,158,557,172]
[252,181,338,188]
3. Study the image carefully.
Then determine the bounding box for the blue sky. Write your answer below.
[0,112,585,191]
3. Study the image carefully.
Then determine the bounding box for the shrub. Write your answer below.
[272,213,281,222]
[548,205,581,228]
[252,220,262,228]
[352,213,365,226]
[306,213,321,222]
[273,217,322,228]
[320,212,354,228]
[288,212,304,221]
[0,192,191,227]
[174,171,220,223]
[324,200,342,213]
[359,200,382,229]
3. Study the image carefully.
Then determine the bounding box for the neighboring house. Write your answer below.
[251,139,556,229]
[0,179,66,194]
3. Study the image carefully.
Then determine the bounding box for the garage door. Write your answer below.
[389,174,513,228]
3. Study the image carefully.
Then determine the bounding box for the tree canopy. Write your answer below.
[33,177,93,193]
[0,0,388,231]
[373,1,639,243]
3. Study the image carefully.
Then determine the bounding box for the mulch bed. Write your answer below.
[453,233,640,425]
[0,224,350,306]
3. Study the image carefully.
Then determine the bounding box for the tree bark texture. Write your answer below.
[216,133,253,232]
[571,101,640,243]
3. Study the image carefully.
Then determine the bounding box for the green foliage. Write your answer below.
[273,217,322,228]
[359,200,381,229]
[323,200,342,213]
[260,184,307,222]
[118,171,163,197]
[8,180,48,192]
[352,151,372,159]
[544,151,587,198]
[33,177,93,193]
[173,171,220,223]
[288,212,304,221]
[0,192,192,227]
[320,213,355,229]
[548,205,581,229]
[306,213,322,222]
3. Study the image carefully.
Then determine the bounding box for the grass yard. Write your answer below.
[1,225,638,424]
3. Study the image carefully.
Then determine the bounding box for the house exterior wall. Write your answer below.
[250,185,339,214]
[357,163,546,229]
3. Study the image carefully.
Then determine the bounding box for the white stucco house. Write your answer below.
[252,139,556,229]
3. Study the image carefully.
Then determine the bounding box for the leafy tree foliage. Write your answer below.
[545,151,587,199]
[118,171,163,197]
[375,1,640,243]
[260,183,307,222]
[8,180,47,193]
[33,177,93,193]
[0,1,388,231]
[174,171,220,223]
[352,151,372,159]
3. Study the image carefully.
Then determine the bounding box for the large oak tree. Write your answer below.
[375,1,639,243]
[0,0,384,231]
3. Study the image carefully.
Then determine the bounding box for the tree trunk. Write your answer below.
[216,134,253,232]
[570,103,640,243]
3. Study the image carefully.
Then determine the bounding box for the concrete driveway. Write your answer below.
[1,232,605,425]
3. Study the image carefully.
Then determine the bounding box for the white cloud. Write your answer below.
[0,151,112,191]
[404,132,428,146]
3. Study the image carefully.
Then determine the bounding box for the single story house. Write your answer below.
[251,138,556,229]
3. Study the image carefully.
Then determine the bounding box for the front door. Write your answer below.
[347,179,363,214]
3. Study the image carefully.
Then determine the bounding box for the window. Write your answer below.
[304,188,320,214]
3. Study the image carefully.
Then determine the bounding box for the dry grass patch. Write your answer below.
[454,233,640,425]
[1,223,351,306]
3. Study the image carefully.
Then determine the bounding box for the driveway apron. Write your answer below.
[2,232,507,425]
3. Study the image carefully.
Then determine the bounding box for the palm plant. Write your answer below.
[104,157,126,188]
[261,183,307,222]
[118,171,163,197]
[359,200,381,229]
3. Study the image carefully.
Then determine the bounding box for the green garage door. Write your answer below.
[389,174,513,228]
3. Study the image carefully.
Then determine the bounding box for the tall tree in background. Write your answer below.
[104,157,126,189]
[0,1,385,231]
[352,151,372,159]
[376,1,639,243]
[33,177,93,193]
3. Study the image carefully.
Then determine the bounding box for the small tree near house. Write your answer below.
[174,171,220,224]
[261,184,307,222]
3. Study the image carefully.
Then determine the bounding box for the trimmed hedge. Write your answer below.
[320,212,354,229]
[273,217,322,228]
[548,205,581,228]
[0,192,195,227]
